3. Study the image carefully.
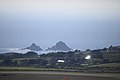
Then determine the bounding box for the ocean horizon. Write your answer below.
[0,48,70,54]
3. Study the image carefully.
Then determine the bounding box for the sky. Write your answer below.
[0,0,120,50]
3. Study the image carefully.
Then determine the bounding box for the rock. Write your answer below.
[46,41,72,51]
[24,43,42,51]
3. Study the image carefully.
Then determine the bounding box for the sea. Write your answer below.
[0,48,64,54]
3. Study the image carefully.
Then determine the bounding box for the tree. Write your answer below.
[24,51,38,58]
[2,59,16,66]
[91,50,103,59]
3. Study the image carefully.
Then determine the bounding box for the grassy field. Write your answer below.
[0,66,120,80]
[0,64,120,72]
[0,67,64,71]
[88,63,120,68]
[0,71,120,80]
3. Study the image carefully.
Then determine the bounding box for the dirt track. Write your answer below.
[0,71,119,80]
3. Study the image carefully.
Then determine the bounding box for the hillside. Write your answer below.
[0,45,120,72]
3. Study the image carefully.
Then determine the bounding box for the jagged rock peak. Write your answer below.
[31,43,37,47]
[46,41,72,51]
[25,43,42,51]
[56,41,66,46]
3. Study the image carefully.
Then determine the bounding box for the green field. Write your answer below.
[0,67,65,71]
[88,63,120,67]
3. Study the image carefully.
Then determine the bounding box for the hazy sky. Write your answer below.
[0,0,120,50]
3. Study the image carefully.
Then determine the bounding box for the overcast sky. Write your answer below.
[0,0,120,50]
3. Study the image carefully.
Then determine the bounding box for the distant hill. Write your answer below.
[24,43,43,51]
[46,41,72,51]
[0,44,120,71]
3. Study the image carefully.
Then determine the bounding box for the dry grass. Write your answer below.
[0,71,120,80]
